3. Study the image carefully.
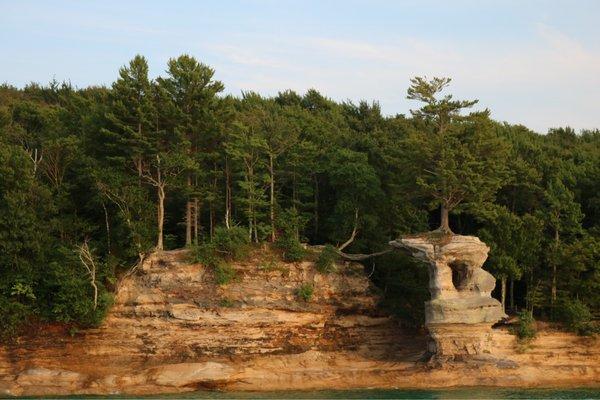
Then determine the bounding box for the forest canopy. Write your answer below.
[0,54,598,336]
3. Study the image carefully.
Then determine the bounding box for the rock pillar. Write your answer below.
[390,233,506,358]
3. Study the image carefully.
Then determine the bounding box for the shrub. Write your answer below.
[276,235,306,262]
[0,297,31,339]
[189,241,238,286]
[516,310,536,341]
[274,208,307,262]
[296,283,314,302]
[212,226,249,260]
[556,298,599,336]
[316,245,339,274]
[259,259,286,273]
[39,253,114,329]
[214,261,236,285]
[189,243,219,266]
[219,297,235,308]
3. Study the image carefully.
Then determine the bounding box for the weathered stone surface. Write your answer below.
[425,297,505,324]
[0,248,598,396]
[391,233,506,357]
[150,362,236,387]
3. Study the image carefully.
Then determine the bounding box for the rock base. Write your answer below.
[427,323,495,358]
[391,233,507,359]
[425,297,505,325]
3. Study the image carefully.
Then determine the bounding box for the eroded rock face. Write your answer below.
[0,248,599,395]
[390,233,506,357]
[0,249,417,396]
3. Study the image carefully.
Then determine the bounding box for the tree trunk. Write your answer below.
[210,162,218,239]
[313,175,319,239]
[253,213,259,243]
[193,198,199,245]
[101,201,111,255]
[210,204,214,240]
[136,122,143,183]
[157,183,165,251]
[510,277,515,312]
[292,166,298,240]
[269,153,276,242]
[440,203,451,233]
[501,276,507,313]
[247,166,254,241]
[551,228,559,306]
[224,157,232,229]
[185,176,193,246]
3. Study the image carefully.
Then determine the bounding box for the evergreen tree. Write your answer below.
[158,55,224,245]
[404,77,510,232]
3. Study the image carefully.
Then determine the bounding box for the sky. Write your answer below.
[1,0,599,133]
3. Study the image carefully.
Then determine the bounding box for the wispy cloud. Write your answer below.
[3,0,599,133]
[205,23,600,132]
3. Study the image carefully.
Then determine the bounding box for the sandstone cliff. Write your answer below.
[0,249,598,396]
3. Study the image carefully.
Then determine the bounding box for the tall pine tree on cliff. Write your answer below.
[404,77,509,233]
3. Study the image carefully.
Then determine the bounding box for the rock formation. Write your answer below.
[390,233,507,358]
[1,248,598,396]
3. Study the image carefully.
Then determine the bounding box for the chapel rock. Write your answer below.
[390,233,506,358]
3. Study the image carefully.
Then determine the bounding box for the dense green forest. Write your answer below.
[1,55,598,337]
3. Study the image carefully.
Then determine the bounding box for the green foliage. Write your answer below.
[516,310,537,341]
[404,77,510,231]
[275,234,306,262]
[219,297,235,308]
[372,253,429,327]
[1,59,600,336]
[0,297,31,339]
[10,282,36,301]
[189,227,247,285]
[189,244,237,285]
[258,258,287,273]
[274,209,307,262]
[556,298,599,336]
[189,243,219,266]
[214,262,236,285]
[212,226,249,260]
[296,283,314,302]
[189,243,237,285]
[315,245,339,274]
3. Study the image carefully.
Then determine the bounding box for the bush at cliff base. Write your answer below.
[556,298,600,336]
[516,310,537,340]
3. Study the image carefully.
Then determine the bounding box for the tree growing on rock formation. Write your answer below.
[405,77,509,233]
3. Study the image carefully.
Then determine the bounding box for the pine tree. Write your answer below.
[102,55,155,178]
[405,77,510,232]
[158,55,224,246]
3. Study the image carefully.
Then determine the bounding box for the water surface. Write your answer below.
[51,388,600,399]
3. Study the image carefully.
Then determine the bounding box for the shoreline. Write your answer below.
[1,251,598,397]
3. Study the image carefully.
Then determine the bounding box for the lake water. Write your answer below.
[60,388,599,399]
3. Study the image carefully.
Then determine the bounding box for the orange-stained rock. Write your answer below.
[0,248,598,396]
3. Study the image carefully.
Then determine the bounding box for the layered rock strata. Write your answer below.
[0,248,598,396]
[390,233,507,357]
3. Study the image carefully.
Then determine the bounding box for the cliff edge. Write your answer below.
[0,249,598,396]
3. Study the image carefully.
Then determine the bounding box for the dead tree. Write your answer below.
[76,241,98,310]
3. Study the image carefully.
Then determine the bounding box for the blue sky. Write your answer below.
[2,0,599,133]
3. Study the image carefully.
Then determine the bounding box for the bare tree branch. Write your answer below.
[76,241,98,310]
[337,247,393,261]
[338,208,359,251]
